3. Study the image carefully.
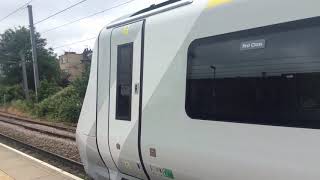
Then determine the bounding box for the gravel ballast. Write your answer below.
[0,121,80,162]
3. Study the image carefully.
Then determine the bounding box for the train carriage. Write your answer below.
[76,0,320,179]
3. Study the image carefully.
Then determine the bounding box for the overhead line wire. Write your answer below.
[34,0,88,25]
[41,0,137,34]
[0,0,33,23]
[52,37,96,49]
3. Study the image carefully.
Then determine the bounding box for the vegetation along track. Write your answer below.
[0,111,76,140]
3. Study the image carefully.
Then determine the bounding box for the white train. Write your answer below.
[76,0,320,179]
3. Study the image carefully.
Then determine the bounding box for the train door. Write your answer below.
[108,21,147,179]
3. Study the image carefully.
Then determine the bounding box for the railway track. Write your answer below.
[0,112,76,140]
[0,132,86,178]
[0,111,76,132]
[0,112,86,178]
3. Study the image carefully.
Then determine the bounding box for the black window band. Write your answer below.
[185,16,320,129]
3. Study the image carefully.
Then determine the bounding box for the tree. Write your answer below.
[72,63,90,100]
[0,27,61,88]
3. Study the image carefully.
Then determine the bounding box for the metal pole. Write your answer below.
[27,5,40,100]
[19,51,30,100]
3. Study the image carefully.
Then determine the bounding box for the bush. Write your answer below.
[35,86,82,123]
[11,100,34,112]
[0,85,24,105]
[72,63,90,99]
[38,80,62,101]
[0,62,90,123]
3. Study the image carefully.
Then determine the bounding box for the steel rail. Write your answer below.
[0,111,76,132]
[0,117,76,141]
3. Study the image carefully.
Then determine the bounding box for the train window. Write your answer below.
[116,43,133,121]
[186,17,320,129]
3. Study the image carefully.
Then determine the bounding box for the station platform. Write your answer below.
[0,142,82,180]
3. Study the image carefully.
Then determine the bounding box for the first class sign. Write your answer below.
[240,39,266,51]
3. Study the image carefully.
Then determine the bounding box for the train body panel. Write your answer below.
[96,28,118,172]
[108,20,147,179]
[76,39,110,179]
[77,0,320,179]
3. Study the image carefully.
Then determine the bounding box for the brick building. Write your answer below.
[59,48,92,81]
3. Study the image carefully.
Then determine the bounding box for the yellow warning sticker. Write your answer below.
[122,26,129,35]
[124,161,129,168]
[207,0,232,9]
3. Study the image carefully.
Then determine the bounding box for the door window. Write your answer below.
[116,43,133,121]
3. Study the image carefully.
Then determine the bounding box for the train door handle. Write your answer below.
[134,83,140,95]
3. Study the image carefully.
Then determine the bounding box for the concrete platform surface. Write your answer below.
[0,142,82,180]
[0,169,13,180]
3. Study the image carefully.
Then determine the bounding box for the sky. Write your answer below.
[0,0,162,56]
